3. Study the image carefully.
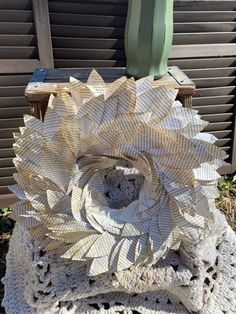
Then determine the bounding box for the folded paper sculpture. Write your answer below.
[2,70,236,313]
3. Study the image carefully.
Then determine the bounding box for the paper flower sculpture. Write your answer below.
[11,70,227,276]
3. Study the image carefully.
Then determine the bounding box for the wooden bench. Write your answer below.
[25,66,195,120]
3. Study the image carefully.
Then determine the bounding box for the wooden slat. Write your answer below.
[0,148,15,158]
[53,48,125,60]
[0,158,14,168]
[168,57,236,69]
[195,86,236,97]
[51,24,124,38]
[33,0,54,68]
[54,59,125,68]
[0,10,32,22]
[48,1,127,16]
[0,86,26,97]
[216,138,232,147]
[174,11,236,22]
[207,130,232,139]
[174,1,236,11]
[192,95,235,106]
[45,67,126,80]
[194,104,234,114]
[0,97,28,108]
[0,0,31,10]
[0,47,37,59]
[0,107,30,118]
[184,67,236,79]
[0,75,31,86]
[0,35,35,47]
[0,167,15,177]
[0,22,34,34]
[204,122,233,132]
[193,77,236,88]
[0,176,15,186]
[0,128,19,138]
[0,139,14,149]
[170,44,236,59]
[52,37,124,49]
[50,12,126,27]
[174,22,236,33]
[174,32,236,45]
[201,113,233,123]
[0,59,40,74]
[0,118,23,128]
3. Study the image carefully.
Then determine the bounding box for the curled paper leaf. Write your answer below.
[11,70,227,275]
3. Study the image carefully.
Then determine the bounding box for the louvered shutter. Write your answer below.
[0,0,54,206]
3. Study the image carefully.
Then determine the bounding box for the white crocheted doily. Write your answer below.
[2,211,236,314]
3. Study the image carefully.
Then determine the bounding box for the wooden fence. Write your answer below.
[0,0,236,206]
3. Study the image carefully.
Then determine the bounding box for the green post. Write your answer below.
[125,0,174,79]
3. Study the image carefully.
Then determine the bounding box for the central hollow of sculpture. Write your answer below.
[103,162,145,210]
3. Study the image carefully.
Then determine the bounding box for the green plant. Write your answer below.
[0,208,12,235]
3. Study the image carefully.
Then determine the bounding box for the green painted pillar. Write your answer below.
[125,0,174,79]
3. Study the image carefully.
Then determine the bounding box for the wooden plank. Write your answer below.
[195,86,236,97]
[0,59,40,74]
[0,176,15,186]
[215,138,232,147]
[193,77,236,88]
[168,57,236,69]
[53,48,125,60]
[194,104,234,114]
[0,128,19,138]
[192,95,235,106]
[0,118,23,128]
[0,0,31,10]
[0,10,32,22]
[174,11,236,22]
[0,158,14,168]
[0,47,37,59]
[174,22,236,33]
[207,130,232,139]
[51,24,124,38]
[49,12,126,27]
[33,0,54,68]
[54,59,126,68]
[0,107,30,118]
[201,113,233,123]
[0,22,34,34]
[184,67,236,79]
[52,37,124,49]
[0,86,26,97]
[0,35,35,47]
[173,33,236,45]
[44,67,126,80]
[0,139,14,149]
[174,1,236,11]
[204,122,233,132]
[0,75,31,86]
[48,1,127,16]
[0,148,15,158]
[0,97,28,108]
[0,167,15,177]
[50,11,236,26]
[169,44,236,58]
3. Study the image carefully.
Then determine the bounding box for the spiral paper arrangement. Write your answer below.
[10,70,227,276]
